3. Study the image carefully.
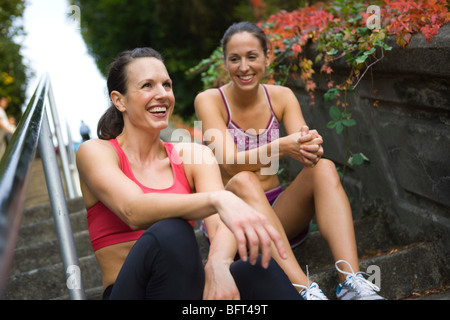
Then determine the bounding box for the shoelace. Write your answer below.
[335,260,381,295]
[293,265,327,300]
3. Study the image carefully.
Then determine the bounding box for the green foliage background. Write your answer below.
[70,0,310,119]
[0,0,29,122]
[72,0,235,118]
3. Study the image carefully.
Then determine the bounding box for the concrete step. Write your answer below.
[5,197,100,300]
[6,234,444,300]
[10,230,92,275]
[196,217,447,300]
[307,242,445,300]
[16,209,87,249]
[6,193,447,300]
[285,213,447,299]
[4,254,101,300]
[291,213,398,272]
[21,197,85,226]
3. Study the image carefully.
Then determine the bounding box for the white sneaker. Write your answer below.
[335,260,385,300]
[295,282,328,300]
[293,265,328,300]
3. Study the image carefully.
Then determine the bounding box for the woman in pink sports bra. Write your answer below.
[195,22,384,300]
[76,48,301,300]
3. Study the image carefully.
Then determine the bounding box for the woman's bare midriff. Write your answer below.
[94,241,137,291]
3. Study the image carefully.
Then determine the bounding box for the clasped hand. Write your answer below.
[284,126,323,167]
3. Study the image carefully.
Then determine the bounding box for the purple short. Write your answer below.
[265,186,309,248]
[265,186,284,206]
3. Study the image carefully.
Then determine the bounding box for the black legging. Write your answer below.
[104,218,302,300]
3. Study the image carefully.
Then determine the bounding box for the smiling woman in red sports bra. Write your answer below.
[75,48,303,300]
[195,22,385,300]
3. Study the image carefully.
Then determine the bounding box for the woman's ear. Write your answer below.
[223,56,229,72]
[110,91,126,112]
[265,50,272,68]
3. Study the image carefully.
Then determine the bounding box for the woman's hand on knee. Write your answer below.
[210,191,287,268]
[203,258,240,300]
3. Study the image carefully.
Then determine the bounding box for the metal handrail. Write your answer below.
[0,74,85,299]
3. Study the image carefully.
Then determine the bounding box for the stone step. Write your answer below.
[4,254,102,300]
[5,237,444,301]
[291,213,398,272]
[82,242,447,301]
[7,229,204,300]
[195,219,446,300]
[21,197,85,226]
[7,193,445,300]
[5,197,97,300]
[10,230,92,275]
[307,242,445,300]
[16,209,87,249]
[7,232,444,300]
[55,285,104,300]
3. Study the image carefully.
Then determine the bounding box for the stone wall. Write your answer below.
[285,24,450,256]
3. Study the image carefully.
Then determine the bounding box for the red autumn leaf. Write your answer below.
[305,80,317,92]
[396,31,412,47]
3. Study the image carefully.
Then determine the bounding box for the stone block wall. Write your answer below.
[285,24,449,257]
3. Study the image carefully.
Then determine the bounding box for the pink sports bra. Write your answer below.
[87,139,192,252]
[218,84,280,152]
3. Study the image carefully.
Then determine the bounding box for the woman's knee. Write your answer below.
[147,218,192,236]
[314,159,341,186]
[225,171,264,200]
[146,218,199,259]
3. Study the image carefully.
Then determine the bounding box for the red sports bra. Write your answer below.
[87,139,193,252]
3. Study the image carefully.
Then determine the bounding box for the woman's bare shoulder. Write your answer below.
[195,88,228,122]
[264,83,295,97]
[76,139,118,165]
[263,84,298,119]
[173,142,216,165]
[194,88,221,108]
[77,138,111,153]
[196,87,221,99]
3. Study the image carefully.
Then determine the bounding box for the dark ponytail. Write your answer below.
[97,47,163,140]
